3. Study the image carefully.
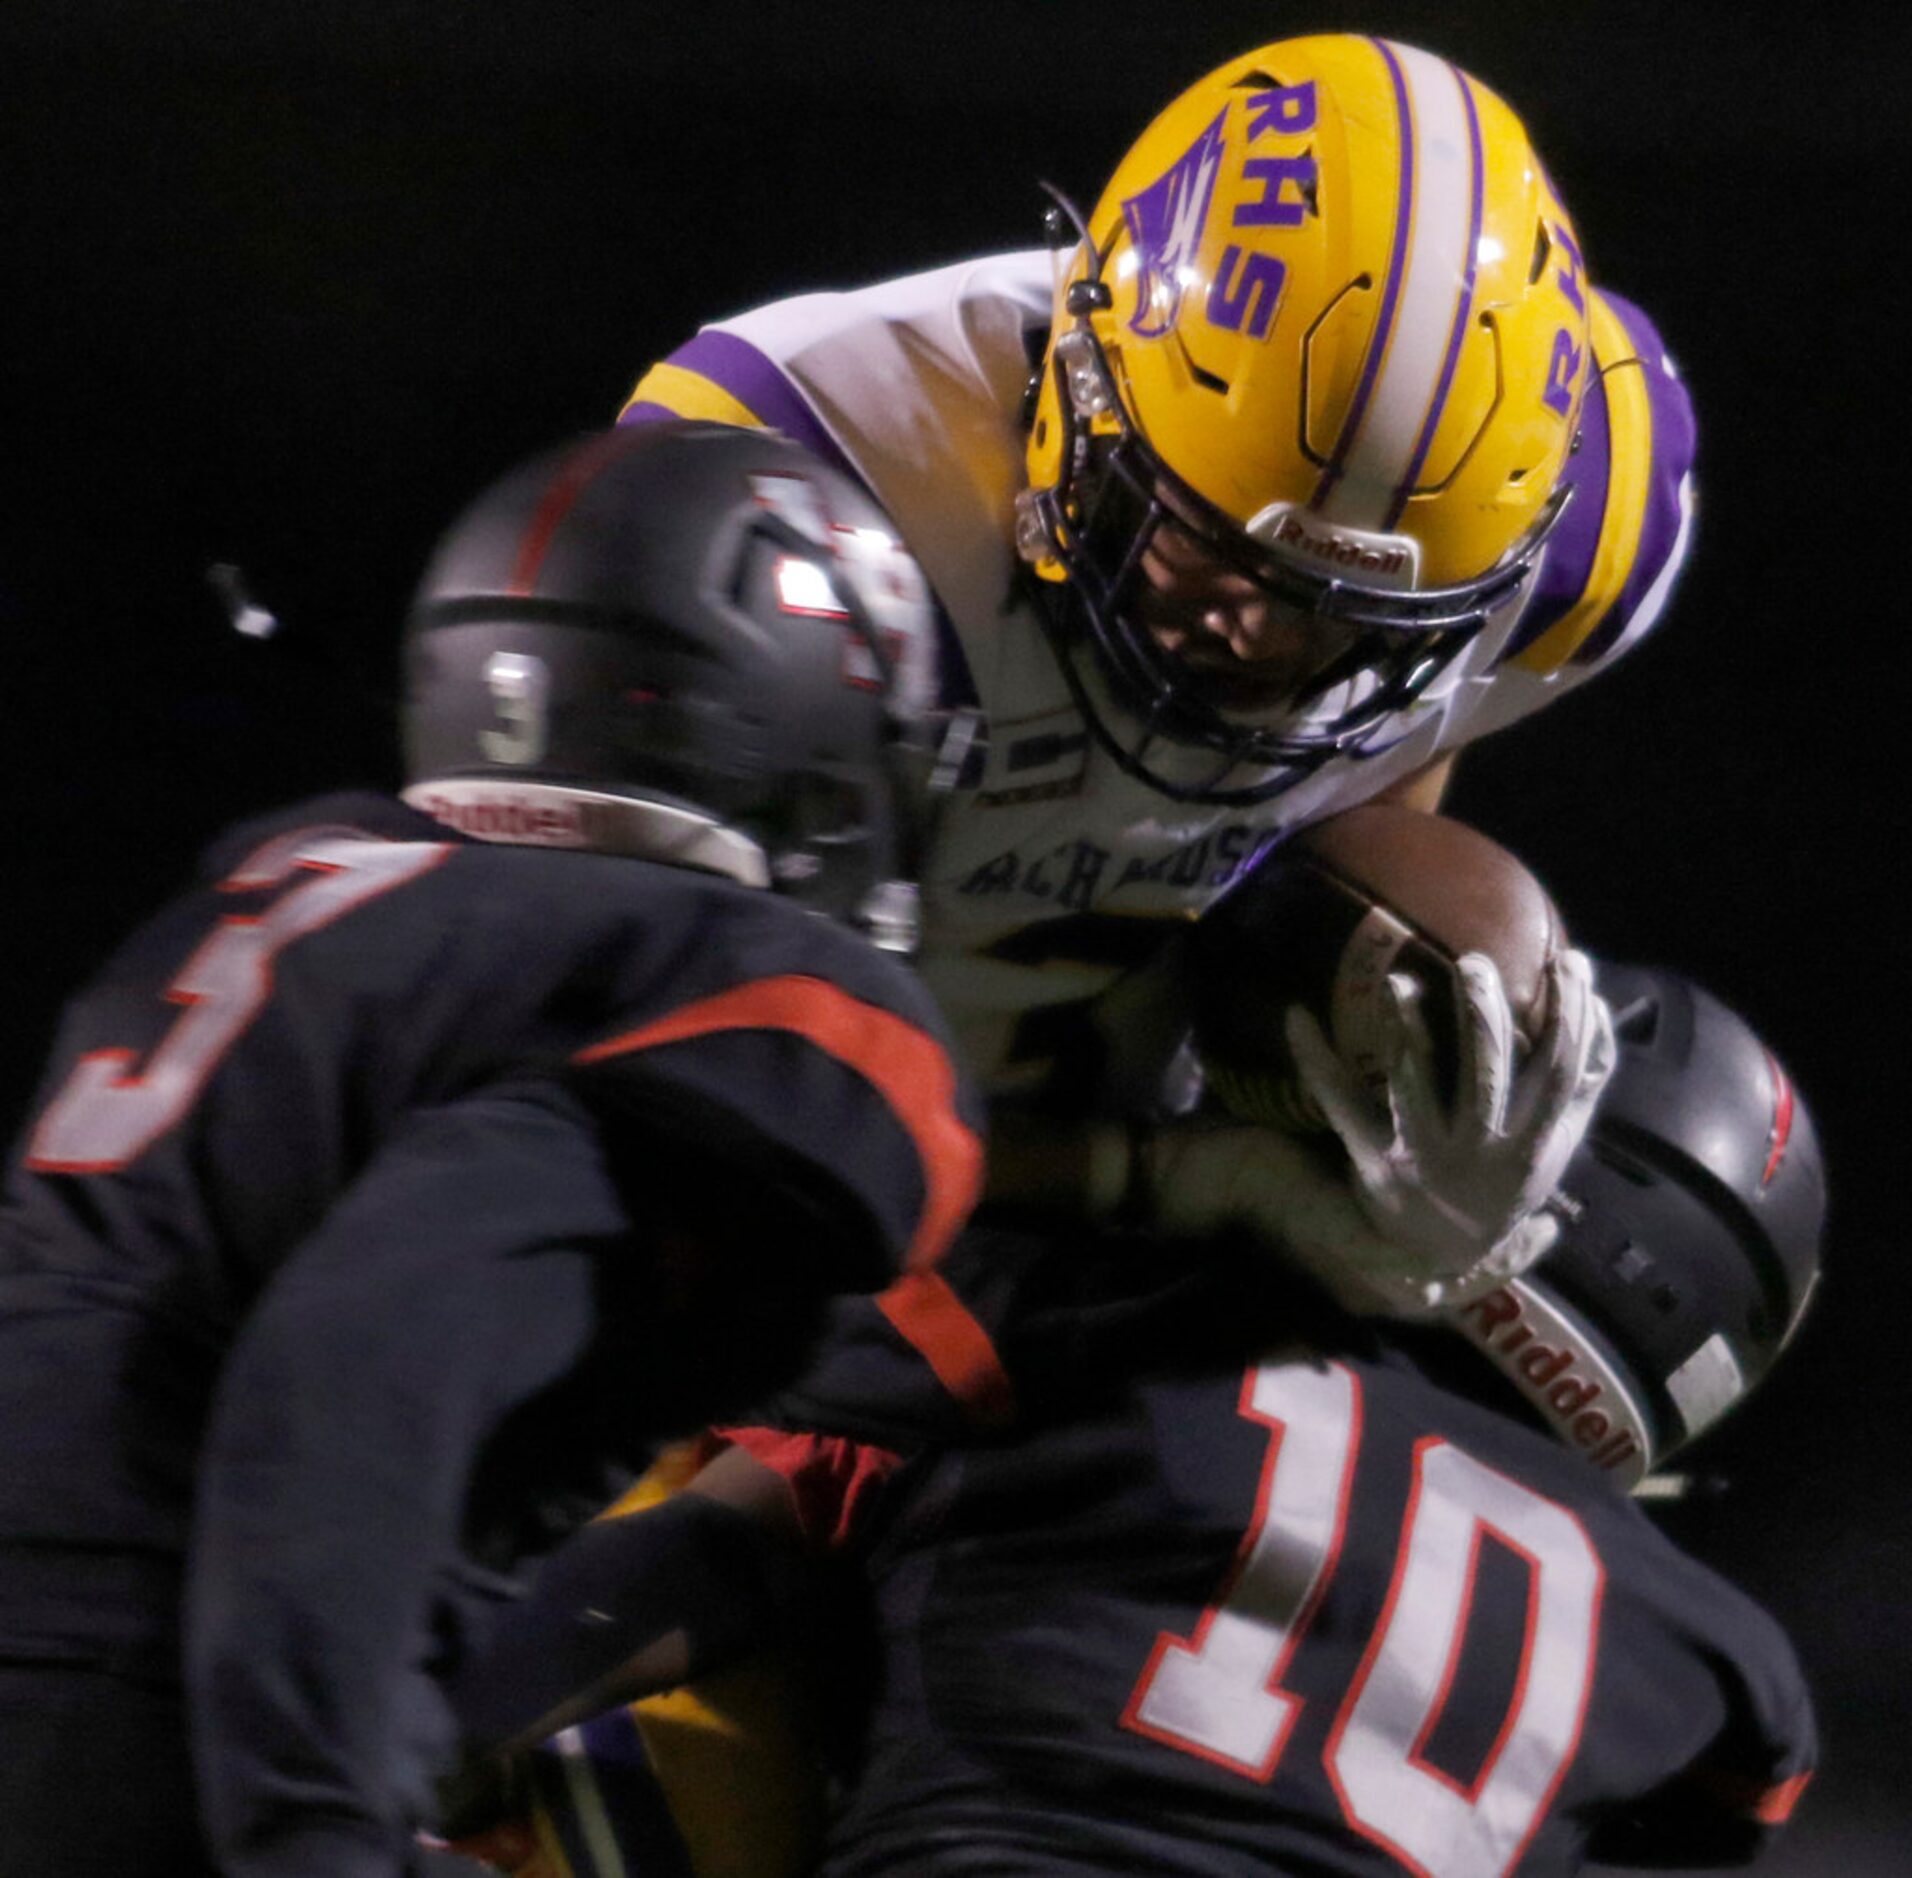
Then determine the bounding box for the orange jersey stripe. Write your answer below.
[716,1424,906,1553]
[1688,1763,1814,1826]
[875,1270,1015,1430]
[575,974,981,1273]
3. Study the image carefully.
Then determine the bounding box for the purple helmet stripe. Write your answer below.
[1312,38,1417,511]
[1505,291,1696,668]
[1383,65,1484,531]
[1578,292,1696,664]
[1503,366,1611,657]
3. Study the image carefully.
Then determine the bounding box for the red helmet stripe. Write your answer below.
[508,428,654,597]
[1760,1050,1796,1188]
[1752,1771,1813,1825]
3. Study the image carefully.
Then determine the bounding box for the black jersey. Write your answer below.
[728,1232,1814,1876]
[0,790,980,1872]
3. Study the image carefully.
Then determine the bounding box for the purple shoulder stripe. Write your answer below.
[668,329,866,486]
[1575,292,1695,666]
[617,400,682,426]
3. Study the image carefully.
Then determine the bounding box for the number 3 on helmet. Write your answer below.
[1019,35,1594,802]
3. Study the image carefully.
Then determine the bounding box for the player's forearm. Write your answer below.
[1370,749,1455,812]
[981,1107,1135,1219]
[190,1252,605,1874]
[446,1488,808,1754]
[188,1093,624,1875]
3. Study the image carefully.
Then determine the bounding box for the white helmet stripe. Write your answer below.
[1316,42,1483,534]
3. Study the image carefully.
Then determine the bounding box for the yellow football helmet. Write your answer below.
[1018,34,1593,801]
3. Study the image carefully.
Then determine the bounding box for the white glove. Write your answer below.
[1122,1116,1463,1318]
[1284,948,1616,1308]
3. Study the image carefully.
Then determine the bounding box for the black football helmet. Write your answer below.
[401,422,964,950]
[1449,963,1826,1489]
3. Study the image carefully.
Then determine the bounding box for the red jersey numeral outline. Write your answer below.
[1122,1360,1359,1779]
[1123,1360,1605,1878]
[27,831,451,1174]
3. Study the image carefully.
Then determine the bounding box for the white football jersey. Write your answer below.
[621,252,1694,1091]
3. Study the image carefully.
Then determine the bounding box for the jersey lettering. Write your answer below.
[1125,1363,1604,1875]
[27,832,450,1173]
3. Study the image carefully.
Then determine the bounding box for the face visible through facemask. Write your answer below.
[1128,496,1362,715]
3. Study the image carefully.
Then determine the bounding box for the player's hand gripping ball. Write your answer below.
[1184,805,1616,1309]
[1191,804,1566,1132]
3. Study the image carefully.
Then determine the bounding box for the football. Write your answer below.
[1188,803,1567,1131]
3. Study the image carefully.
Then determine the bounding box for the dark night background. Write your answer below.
[2,2,1905,1867]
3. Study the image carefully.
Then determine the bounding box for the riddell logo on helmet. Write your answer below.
[408,789,590,847]
[1453,1284,1645,1477]
[1246,505,1421,591]
[1274,515,1409,580]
